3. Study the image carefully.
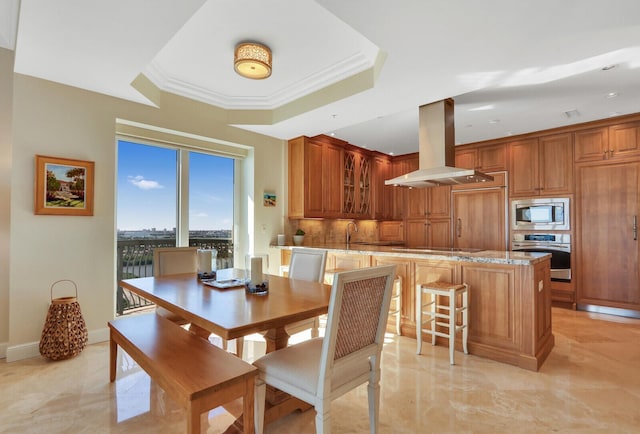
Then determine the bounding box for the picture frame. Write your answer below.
[263,192,276,207]
[34,155,95,216]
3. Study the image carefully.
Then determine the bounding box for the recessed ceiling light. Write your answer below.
[606,92,619,98]
[609,112,621,117]
[469,104,495,112]
[601,65,617,71]
[564,109,580,118]
[329,132,335,136]
[465,124,473,128]
[389,152,395,156]
[488,119,500,124]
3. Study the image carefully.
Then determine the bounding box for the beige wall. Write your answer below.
[0,48,13,354]
[2,50,287,360]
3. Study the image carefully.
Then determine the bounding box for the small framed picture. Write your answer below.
[263,192,276,207]
[34,155,95,216]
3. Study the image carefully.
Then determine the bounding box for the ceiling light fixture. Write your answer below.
[601,64,617,71]
[234,42,272,79]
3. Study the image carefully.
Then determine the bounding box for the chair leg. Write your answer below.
[367,376,381,434]
[462,285,469,355]
[431,293,437,346]
[254,378,266,434]
[416,284,422,355]
[315,399,331,434]
[449,291,456,365]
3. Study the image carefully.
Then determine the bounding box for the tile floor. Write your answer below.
[1,308,640,433]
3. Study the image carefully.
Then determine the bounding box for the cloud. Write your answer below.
[128,175,163,190]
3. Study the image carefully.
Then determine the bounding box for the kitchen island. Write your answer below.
[272,244,553,371]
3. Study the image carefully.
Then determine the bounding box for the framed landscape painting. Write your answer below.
[34,155,95,216]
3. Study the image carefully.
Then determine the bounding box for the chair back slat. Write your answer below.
[288,248,327,283]
[334,275,387,360]
[153,247,198,276]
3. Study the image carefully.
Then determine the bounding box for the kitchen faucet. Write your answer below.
[346,221,358,245]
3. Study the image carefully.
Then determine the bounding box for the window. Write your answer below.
[116,139,235,314]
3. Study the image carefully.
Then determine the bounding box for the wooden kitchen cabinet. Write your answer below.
[452,186,507,251]
[406,218,451,248]
[379,220,404,241]
[575,122,640,163]
[371,256,412,333]
[390,156,411,220]
[575,161,640,312]
[509,134,573,197]
[373,155,393,220]
[326,253,371,271]
[343,148,372,218]
[288,136,343,219]
[455,143,507,172]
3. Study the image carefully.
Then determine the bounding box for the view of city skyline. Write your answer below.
[117,140,234,232]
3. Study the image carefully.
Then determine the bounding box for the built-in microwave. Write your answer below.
[511,198,570,231]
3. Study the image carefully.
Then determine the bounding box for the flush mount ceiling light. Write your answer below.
[234,42,272,79]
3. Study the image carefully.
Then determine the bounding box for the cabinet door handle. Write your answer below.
[634,215,638,241]
[456,218,462,238]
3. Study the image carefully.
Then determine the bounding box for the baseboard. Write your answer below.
[0,342,7,359]
[5,327,110,363]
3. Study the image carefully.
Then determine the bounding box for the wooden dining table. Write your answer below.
[119,268,332,427]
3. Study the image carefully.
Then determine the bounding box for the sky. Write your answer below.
[117,140,234,231]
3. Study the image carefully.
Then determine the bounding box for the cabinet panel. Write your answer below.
[379,221,404,241]
[373,156,393,220]
[429,219,452,248]
[304,140,326,216]
[576,162,640,311]
[574,127,609,162]
[322,143,344,218]
[406,220,427,248]
[455,148,476,170]
[452,187,507,251]
[610,121,640,160]
[478,144,508,172]
[371,256,412,325]
[509,138,539,197]
[326,253,371,271]
[343,150,372,218]
[428,185,451,218]
[460,263,518,351]
[391,159,408,220]
[539,133,573,195]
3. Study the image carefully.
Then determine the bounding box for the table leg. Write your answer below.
[263,326,290,353]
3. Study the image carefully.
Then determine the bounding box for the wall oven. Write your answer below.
[511,197,570,231]
[511,233,571,282]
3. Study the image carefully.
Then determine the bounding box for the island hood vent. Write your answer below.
[385,99,493,188]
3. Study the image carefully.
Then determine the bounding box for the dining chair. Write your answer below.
[284,248,328,338]
[253,264,397,434]
[152,246,244,358]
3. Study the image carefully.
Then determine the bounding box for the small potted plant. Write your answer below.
[293,229,305,246]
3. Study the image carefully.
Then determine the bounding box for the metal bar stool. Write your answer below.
[416,281,469,365]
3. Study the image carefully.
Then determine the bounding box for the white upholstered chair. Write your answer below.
[253,265,397,434]
[152,247,244,358]
[284,248,328,338]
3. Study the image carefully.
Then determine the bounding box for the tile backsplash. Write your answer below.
[284,219,379,246]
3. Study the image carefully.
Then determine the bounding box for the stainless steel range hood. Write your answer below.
[385,99,493,188]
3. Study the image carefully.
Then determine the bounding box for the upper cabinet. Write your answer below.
[455,143,507,172]
[288,136,343,219]
[372,155,393,220]
[509,133,573,197]
[343,148,372,219]
[574,123,640,163]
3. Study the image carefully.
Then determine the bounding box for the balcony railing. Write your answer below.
[116,238,234,315]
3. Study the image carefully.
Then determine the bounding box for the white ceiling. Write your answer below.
[4,0,640,155]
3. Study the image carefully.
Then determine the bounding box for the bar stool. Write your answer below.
[389,276,402,335]
[416,281,469,365]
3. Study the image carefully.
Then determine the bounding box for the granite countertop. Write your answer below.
[272,243,551,266]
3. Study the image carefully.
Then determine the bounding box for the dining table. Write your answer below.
[119,268,332,427]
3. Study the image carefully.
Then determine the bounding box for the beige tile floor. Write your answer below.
[1,307,640,433]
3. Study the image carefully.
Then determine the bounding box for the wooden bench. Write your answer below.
[108,313,257,434]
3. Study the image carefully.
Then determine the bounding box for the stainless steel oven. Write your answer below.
[511,233,571,282]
